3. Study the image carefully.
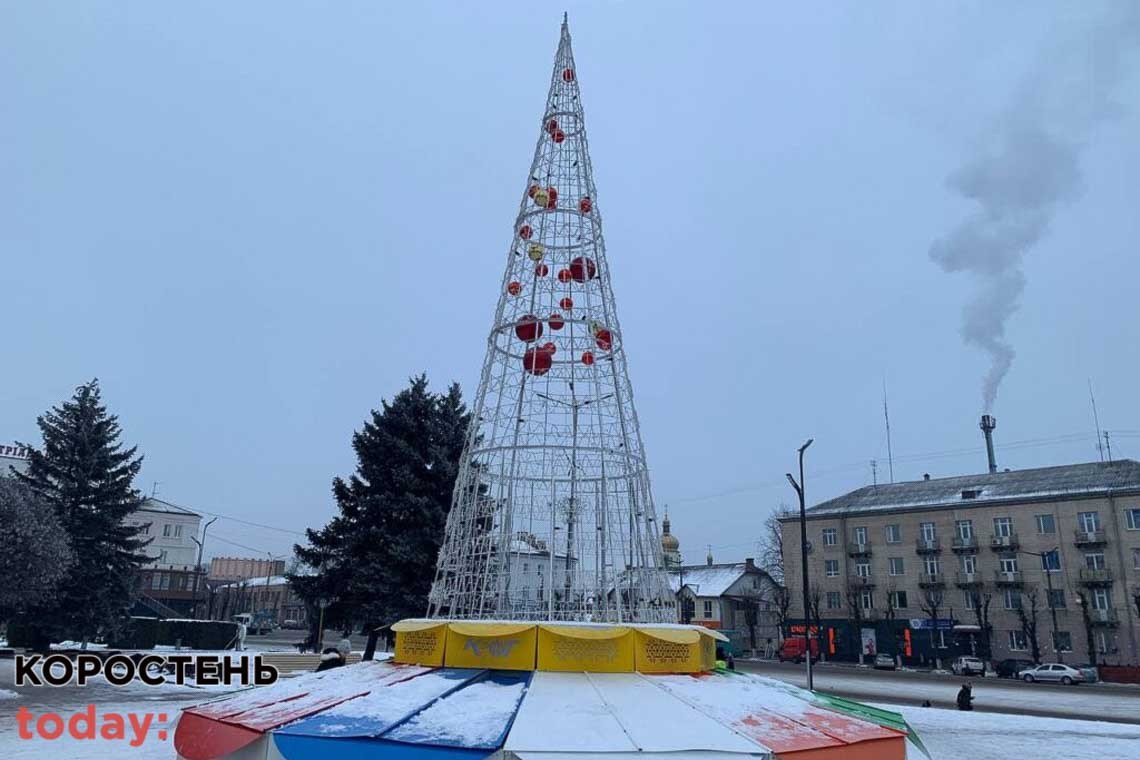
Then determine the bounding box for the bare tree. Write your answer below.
[845,586,868,664]
[919,588,946,670]
[1015,586,1042,663]
[759,508,791,585]
[1076,591,1097,665]
[772,585,791,636]
[808,587,826,662]
[883,584,901,666]
[968,585,995,660]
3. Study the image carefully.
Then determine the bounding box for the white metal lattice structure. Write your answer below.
[428,18,675,623]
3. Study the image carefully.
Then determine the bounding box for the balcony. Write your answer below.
[919,572,946,588]
[1074,529,1108,547]
[955,572,984,588]
[1079,568,1114,586]
[994,570,1024,586]
[847,542,873,557]
[847,575,877,589]
[951,536,978,553]
[1088,608,1119,627]
[990,533,1019,551]
[915,538,941,554]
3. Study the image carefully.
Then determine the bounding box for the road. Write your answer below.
[736,659,1140,724]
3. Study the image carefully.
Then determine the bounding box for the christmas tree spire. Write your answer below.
[429,19,674,623]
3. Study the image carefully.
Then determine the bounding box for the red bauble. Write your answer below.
[553,129,565,144]
[535,263,549,277]
[579,196,592,213]
[570,256,597,283]
[581,351,595,366]
[523,347,552,376]
[545,186,558,209]
[528,185,540,198]
[546,118,559,134]
[507,281,522,296]
[595,328,613,351]
[562,68,575,82]
[519,224,532,240]
[559,297,574,310]
[542,341,556,354]
[515,314,543,343]
[557,268,572,283]
[548,313,564,330]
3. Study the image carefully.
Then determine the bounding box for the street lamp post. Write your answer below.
[786,438,814,690]
[190,517,218,620]
[1018,546,1063,663]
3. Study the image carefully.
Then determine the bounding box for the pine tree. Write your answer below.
[0,478,74,623]
[15,380,150,645]
[291,375,471,639]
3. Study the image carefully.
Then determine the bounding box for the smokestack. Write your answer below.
[980,415,997,474]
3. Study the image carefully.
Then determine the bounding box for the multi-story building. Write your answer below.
[127,497,204,617]
[209,557,287,583]
[0,443,31,477]
[780,459,1140,666]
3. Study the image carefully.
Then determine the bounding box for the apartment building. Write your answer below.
[780,460,1140,666]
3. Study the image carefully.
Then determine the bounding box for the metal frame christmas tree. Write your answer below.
[428,16,675,624]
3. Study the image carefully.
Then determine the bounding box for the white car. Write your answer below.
[951,655,986,676]
[1018,662,1086,685]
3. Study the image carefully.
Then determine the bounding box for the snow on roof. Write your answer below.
[136,497,201,517]
[669,564,750,597]
[792,459,1140,518]
[221,575,288,589]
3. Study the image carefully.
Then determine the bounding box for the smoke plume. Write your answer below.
[930,2,1139,412]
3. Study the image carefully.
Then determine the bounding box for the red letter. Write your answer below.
[69,704,97,739]
[16,707,35,739]
[128,713,153,747]
[38,713,65,740]
[100,713,125,740]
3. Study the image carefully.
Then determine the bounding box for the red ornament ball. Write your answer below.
[528,184,540,198]
[548,313,564,330]
[535,263,549,277]
[519,224,532,240]
[557,268,573,283]
[523,347,552,376]
[515,314,543,343]
[542,341,556,354]
[559,296,574,310]
[595,328,613,351]
[545,186,558,209]
[562,68,575,82]
[579,196,592,213]
[553,129,565,144]
[507,281,522,296]
[546,118,559,134]
[570,256,597,283]
[581,351,595,366]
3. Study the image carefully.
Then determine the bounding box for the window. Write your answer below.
[158,549,168,564]
[920,522,936,542]
[1048,589,1066,609]
[1041,550,1061,572]
[702,600,713,618]
[825,559,839,577]
[891,590,908,609]
[993,517,1012,538]
[822,528,837,546]
[1035,514,1055,534]
[888,557,904,575]
[174,524,183,538]
[960,555,976,574]
[885,524,902,544]
[162,524,172,537]
[1008,630,1027,651]
[936,630,948,649]
[151,573,161,590]
[1126,508,1140,530]
[826,591,842,610]
[853,527,868,545]
[522,563,529,572]
[1052,631,1073,652]
[1096,631,1112,655]
[1078,511,1101,533]
[956,520,973,540]
[1093,588,1110,610]
[1003,589,1021,610]
[924,557,940,575]
[999,555,1018,573]
[140,523,150,535]
[1085,552,1106,570]
[855,561,871,577]
[160,573,171,590]
[1133,548,1140,570]
[860,590,873,611]
[964,591,975,610]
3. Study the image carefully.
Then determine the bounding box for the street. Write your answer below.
[737,659,1140,724]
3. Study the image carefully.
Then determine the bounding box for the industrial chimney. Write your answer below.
[980,415,997,474]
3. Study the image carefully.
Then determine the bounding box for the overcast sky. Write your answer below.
[3,1,1138,565]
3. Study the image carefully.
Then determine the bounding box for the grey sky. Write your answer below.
[2,1,1138,565]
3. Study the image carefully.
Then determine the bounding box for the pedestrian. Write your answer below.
[956,683,974,711]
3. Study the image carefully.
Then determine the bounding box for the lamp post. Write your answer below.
[1017,546,1063,663]
[786,438,814,690]
[190,517,218,620]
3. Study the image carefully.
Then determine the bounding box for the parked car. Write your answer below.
[281,619,302,630]
[1018,662,1086,685]
[994,658,1035,679]
[778,637,819,663]
[951,655,986,676]
[873,653,897,670]
[1071,663,1099,683]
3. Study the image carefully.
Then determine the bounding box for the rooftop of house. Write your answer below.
[135,496,201,518]
[785,459,1140,519]
[667,561,763,597]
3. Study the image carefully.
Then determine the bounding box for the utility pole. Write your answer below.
[786,438,815,690]
[1104,432,1113,462]
[190,517,218,620]
[882,380,895,483]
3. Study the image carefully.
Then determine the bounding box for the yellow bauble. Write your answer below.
[532,188,549,207]
[527,243,545,261]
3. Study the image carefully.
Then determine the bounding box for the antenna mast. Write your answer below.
[882,380,895,483]
[1088,378,1104,462]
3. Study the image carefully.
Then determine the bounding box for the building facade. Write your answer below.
[209,557,288,583]
[214,576,308,627]
[780,460,1140,666]
[127,498,205,617]
[670,559,782,655]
